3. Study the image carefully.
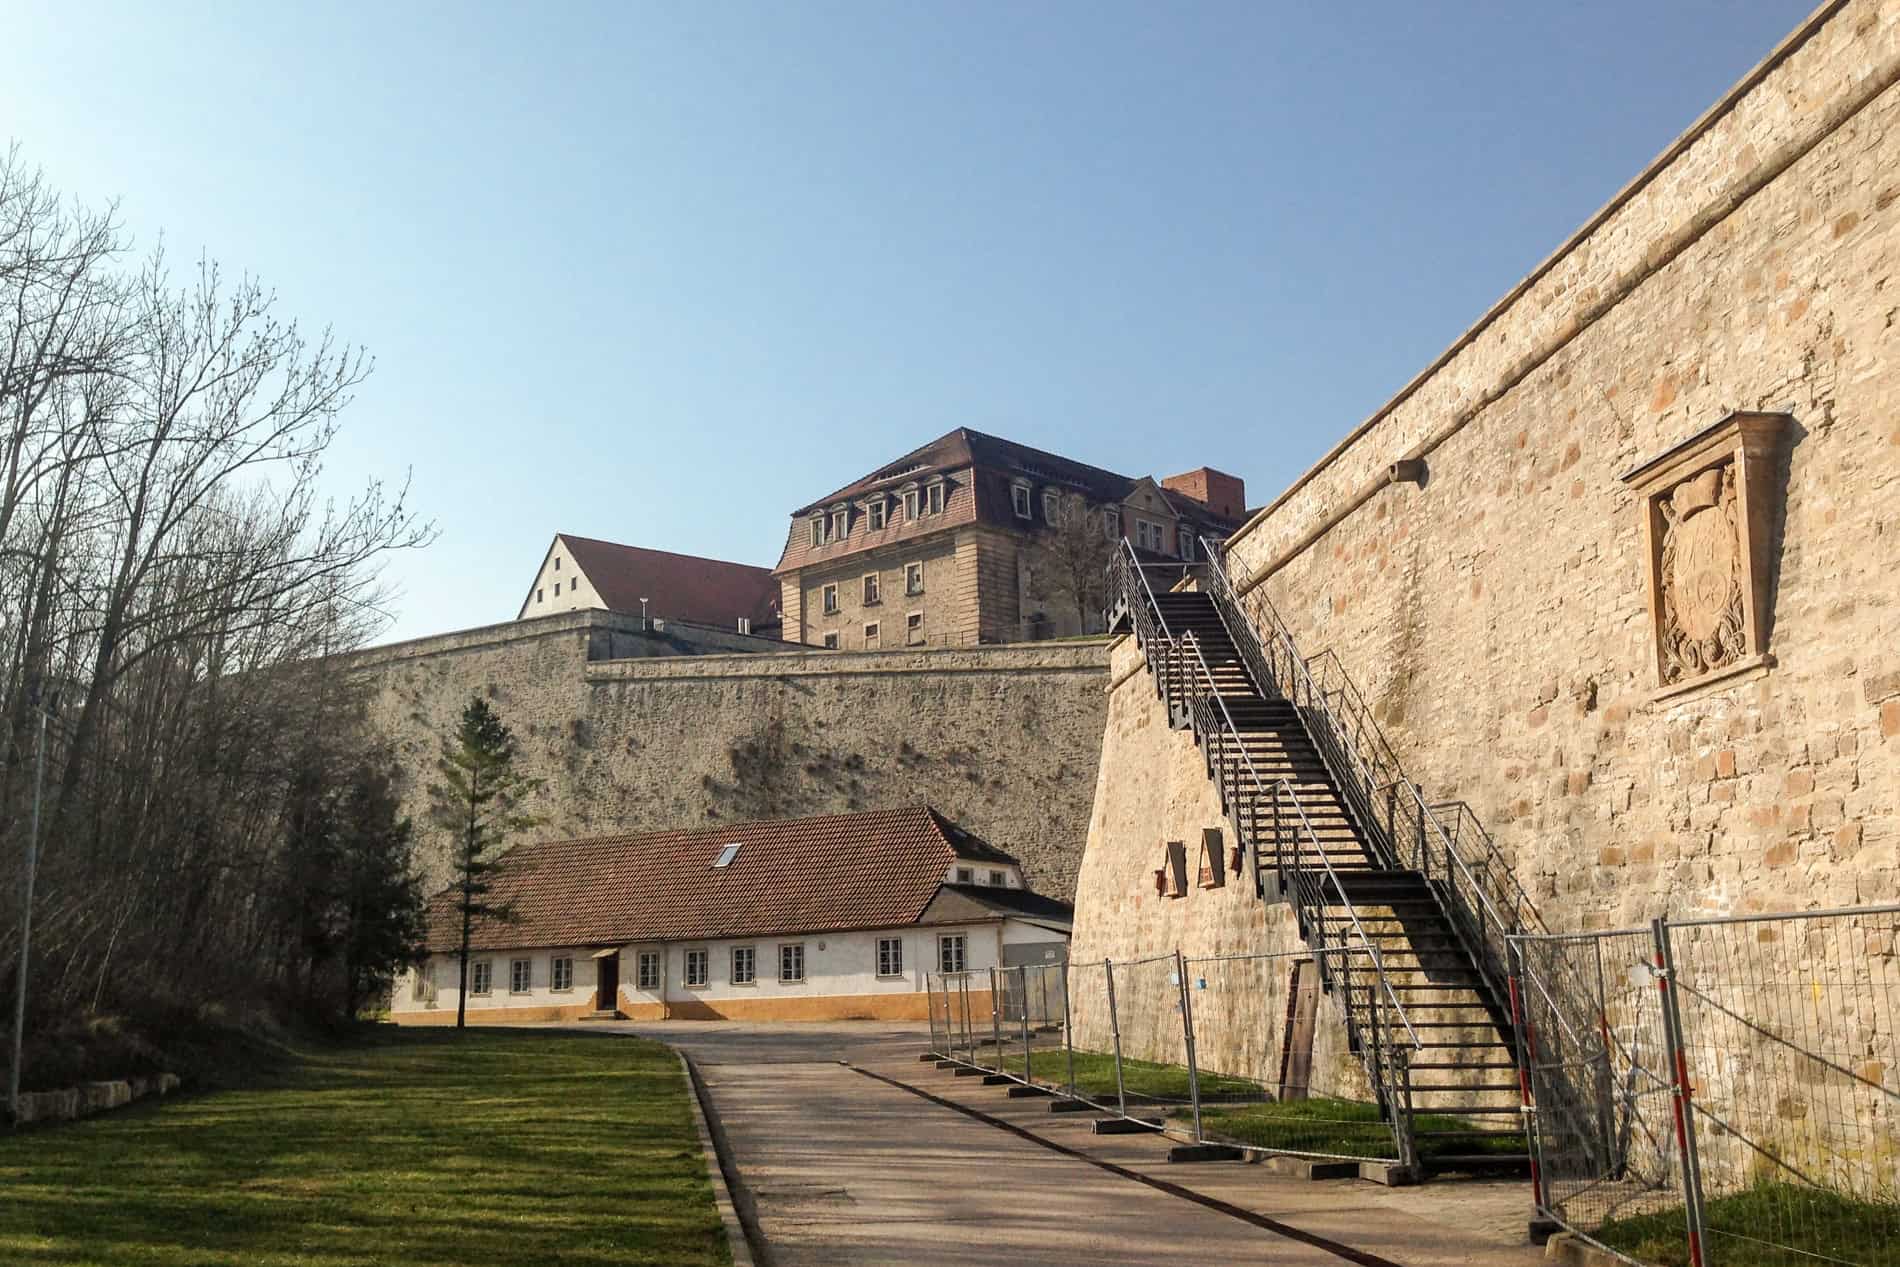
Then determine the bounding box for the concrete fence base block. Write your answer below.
[952,1066,987,1078]
[1259,1156,1361,1181]
[1091,1117,1163,1135]
[82,1081,133,1113]
[1544,1232,1629,1267]
[1168,1143,1245,1163]
[1046,1098,1096,1113]
[1529,1218,1565,1245]
[918,1053,940,1063]
[933,1059,958,1069]
[1356,1160,1423,1187]
[980,1074,1013,1086]
[1005,1085,1051,1098]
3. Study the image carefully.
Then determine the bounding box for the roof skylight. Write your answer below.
[712,843,742,869]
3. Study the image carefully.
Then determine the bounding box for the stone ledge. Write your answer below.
[585,642,1110,683]
[9,1071,181,1126]
[1649,652,1774,706]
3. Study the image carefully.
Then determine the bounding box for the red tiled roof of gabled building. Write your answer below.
[422,805,1053,953]
[545,534,780,629]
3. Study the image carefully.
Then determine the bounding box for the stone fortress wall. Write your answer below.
[346,608,1110,898]
[1071,0,1900,1082]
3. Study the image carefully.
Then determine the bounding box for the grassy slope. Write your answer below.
[1593,1185,1900,1267]
[0,1029,728,1267]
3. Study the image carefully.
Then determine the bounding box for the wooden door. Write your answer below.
[596,953,619,1012]
[1279,960,1320,1101]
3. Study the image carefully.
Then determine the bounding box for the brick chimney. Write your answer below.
[1162,467,1246,520]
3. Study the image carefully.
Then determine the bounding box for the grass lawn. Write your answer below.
[1592,1184,1900,1267]
[0,1028,728,1267]
[1190,1096,1525,1162]
[1000,1046,1263,1101]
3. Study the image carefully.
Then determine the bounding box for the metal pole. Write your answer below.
[988,967,1001,1073]
[1508,955,1548,1217]
[1104,958,1126,1118]
[8,700,49,1124]
[1177,950,1203,1141]
[1653,918,1710,1267]
[1060,957,1077,1099]
[1019,966,1032,1083]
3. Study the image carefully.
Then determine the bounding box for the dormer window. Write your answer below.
[902,486,920,520]
[1180,532,1196,563]
[713,843,742,868]
[809,515,827,547]
[1104,508,1121,541]
[1042,489,1060,525]
[867,498,886,531]
[1011,483,1033,519]
[831,507,849,540]
[925,480,944,516]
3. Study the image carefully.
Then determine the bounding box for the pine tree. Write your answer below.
[428,696,542,1029]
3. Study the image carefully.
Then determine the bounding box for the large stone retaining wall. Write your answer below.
[348,610,1110,896]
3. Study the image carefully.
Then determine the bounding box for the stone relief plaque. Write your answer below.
[1623,412,1788,697]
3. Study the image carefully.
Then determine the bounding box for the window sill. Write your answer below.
[1648,653,1774,706]
[875,973,906,981]
[550,988,573,995]
[730,980,756,988]
[778,979,807,986]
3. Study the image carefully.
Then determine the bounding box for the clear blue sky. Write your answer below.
[5,1,1815,643]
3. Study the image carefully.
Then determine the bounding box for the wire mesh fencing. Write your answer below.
[1512,906,1900,1267]
[924,948,1410,1164]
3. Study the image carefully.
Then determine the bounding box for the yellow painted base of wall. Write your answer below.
[394,1001,597,1026]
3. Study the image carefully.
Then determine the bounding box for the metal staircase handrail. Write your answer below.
[1196,536,1542,1017]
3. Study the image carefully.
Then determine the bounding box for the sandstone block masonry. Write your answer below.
[1217,0,1900,931]
[347,609,1108,896]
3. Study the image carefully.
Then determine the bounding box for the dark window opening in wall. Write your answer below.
[1104,508,1121,541]
[1011,484,1032,518]
[1043,489,1060,524]
[536,589,543,603]
[822,584,838,614]
[864,622,879,648]
[906,612,924,646]
[823,632,840,649]
[903,488,920,520]
[868,500,886,530]
[1198,828,1225,889]
[1165,840,1188,897]
[905,562,923,595]
[553,557,561,570]
[863,573,879,605]
[955,866,973,883]
[926,480,944,515]
[554,581,561,596]
[1181,533,1197,563]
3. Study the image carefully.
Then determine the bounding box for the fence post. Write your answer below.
[1652,917,1710,1267]
[927,975,941,1056]
[1507,945,1549,1218]
[1104,958,1127,1118]
[959,973,973,1064]
[1061,956,1077,1099]
[995,972,1010,1071]
[1019,966,1032,1082]
[1177,950,1204,1141]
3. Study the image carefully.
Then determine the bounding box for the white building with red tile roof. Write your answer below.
[518,533,782,637]
[394,805,1072,1024]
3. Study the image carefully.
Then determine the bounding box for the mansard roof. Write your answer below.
[773,427,1245,574]
[421,805,1056,953]
[544,534,779,629]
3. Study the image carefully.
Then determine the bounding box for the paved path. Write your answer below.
[589,1021,1543,1267]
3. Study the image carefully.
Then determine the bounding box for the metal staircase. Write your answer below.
[1109,539,1541,1174]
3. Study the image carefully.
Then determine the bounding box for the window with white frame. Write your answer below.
[510,958,531,994]
[713,842,741,868]
[938,934,966,974]
[902,487,920,520]
[637,951,661,991]
[470,960,492,996]
[955,866,973,883]
[863,622,880,648]
[1104,507,1121,541]
[731,945,756,985]
[905,562,924,595]
[551,956,573,992]
[988,869,1006,886]
[412,961,436,1003]
[868,499,886,530]
[1136,519,1167,553]
[925,480,944,515]
[779,943,806,982]
[1011,483,1033,519]
[831,508,848,540]
[1043,489,1060,524]
[862,573,880,605]
[685,948,709,987]
[809,516,826,547]
[822,583,838,614]
[877,937,904,977]
[823,631,840,649]
[906,612,924,646]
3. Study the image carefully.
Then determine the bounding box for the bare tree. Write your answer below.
[1024,493,1116,635]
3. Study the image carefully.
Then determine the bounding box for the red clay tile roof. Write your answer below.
[550,534,779,629]
[772,428,1246,575]
[422,805,1024,953]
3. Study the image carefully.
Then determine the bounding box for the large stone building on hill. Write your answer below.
[773,428,1248,649]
